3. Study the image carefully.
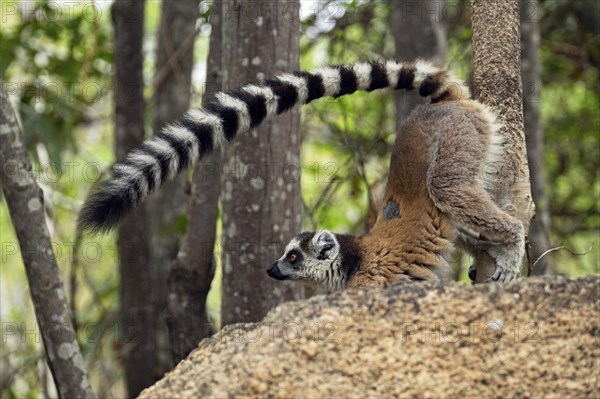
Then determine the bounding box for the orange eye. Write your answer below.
[289,253,297,264]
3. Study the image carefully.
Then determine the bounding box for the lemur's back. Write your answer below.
[372,102,478,225]
[348,100,503,288]
[386,103,441,200]
[384,100,498,201]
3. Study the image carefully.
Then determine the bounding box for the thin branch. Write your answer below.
[531,243,596,271]
[78,0,100,84]
[158,19,188,90]
[0,351,45,393]
[150,27,198,102]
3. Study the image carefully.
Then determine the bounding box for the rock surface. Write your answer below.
[139,276,599,398]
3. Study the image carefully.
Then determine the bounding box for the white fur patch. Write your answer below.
[313,67,341,97]
[113,163,138,177]
[484,108,506,167]
[486,131,506,167]
[312,230,340,262]
[126,152,162,189]
[114,164,149,203]
[385,60,403,88]
[163,124,200,165]
[413,59,440,89]
[283,238,301,255]
[480,104,504,136]
[242,85,278,118]
[352,62,372,90]
[186,108,226,149]
[145,138,180,179]
[277,73,309,105]
[305,256,345,292]
[215,93,251,137]
[474,102,506,190]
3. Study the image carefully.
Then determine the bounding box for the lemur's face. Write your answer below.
[267,230,340,284]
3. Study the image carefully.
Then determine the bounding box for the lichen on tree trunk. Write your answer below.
[1,85,95,399]
[220,0,304,325]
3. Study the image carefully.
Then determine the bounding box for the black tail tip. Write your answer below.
[77,184,135,235]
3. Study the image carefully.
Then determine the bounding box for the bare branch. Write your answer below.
[532,243,596,271]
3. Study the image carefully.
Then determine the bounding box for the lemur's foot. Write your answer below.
[489,266,520,283]
[485,232,525,283]
[467,262,519,283]
[459,224,525,283]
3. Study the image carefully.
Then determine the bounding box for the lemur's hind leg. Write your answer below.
[426,126,525,282]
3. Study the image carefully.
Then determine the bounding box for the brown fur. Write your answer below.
[346,99,523,287]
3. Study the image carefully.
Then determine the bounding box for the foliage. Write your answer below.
[0,0,113,165]
[538,0,600,273]
[300,0,394,236]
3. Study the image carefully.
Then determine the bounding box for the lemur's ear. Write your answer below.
[313,230,338,260]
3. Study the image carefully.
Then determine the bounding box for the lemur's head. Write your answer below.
[267,230,360,291]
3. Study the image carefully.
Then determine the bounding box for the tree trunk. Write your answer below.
[0,85,95,399]
[220,0,304,326]
[471,0,535,283]
[391,0,447,128]
[167,0,222,362]
[111,1,157,396]
[521,0,552,275]
[146,0,200,374]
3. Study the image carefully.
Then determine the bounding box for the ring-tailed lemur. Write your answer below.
[79,59,525,291]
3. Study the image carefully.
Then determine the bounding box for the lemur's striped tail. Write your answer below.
[78,59,470,233]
